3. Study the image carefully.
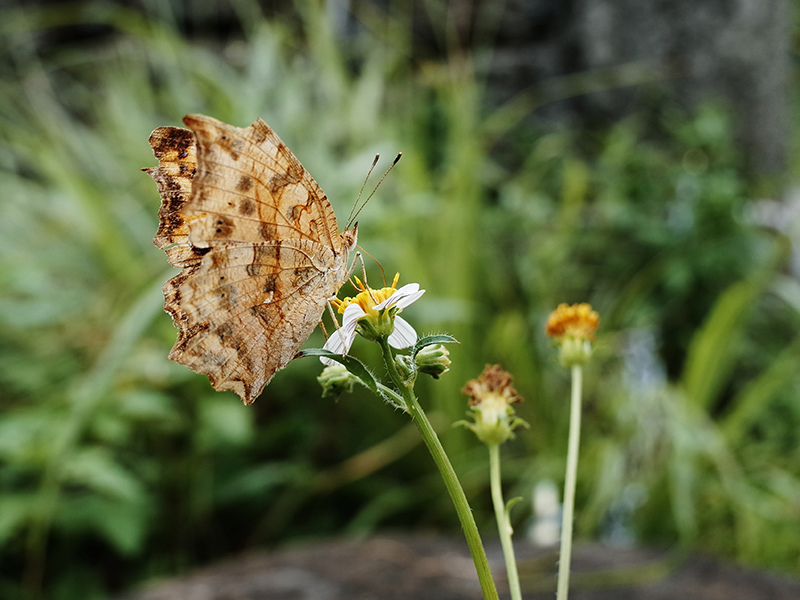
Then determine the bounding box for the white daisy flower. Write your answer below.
[321,275,425,365]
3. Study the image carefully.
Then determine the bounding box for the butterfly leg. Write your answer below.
[324,300,340,336]
[348,252,381,305]
[324,299,351,358]
[357,252,371,286]
[344,251,363,282]
[319,316,330,340]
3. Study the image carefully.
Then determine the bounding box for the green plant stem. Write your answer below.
[489,444,523,600]
[376,382,406,409]
[557,364,583,600]
[378,338,499,600]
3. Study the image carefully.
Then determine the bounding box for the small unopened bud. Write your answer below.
[318,364,356,398]
[394,354,415,384]
[415,344,451,378]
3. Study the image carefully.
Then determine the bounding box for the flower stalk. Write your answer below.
[556,363,583,600]
[318,275,501,599]
[378,337,499,600]
[489,443,523,600]
[460,365,528,600]
[545,302,599,600]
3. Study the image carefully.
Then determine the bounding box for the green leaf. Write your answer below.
[0,410,50,462]
[116,389,181,424]
[196,394,254,450]
[60,447,145,503]
[215,462,307,503]
[412,334,459,357]
[681,278,763,410]
[0,494,36,546]
[297,348,379,394]
[721,333,800,443]
[56,495,149,556]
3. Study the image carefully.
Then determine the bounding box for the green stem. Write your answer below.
[557,364,583,600]
[489,444,523,600]
[378,338,499,600]
[376,382,406,410]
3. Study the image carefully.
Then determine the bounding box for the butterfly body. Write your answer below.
[146,115,356,404]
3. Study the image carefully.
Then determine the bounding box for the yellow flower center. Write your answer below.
[333,272,401,316]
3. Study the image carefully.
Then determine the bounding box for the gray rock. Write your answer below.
[115,535,800,600]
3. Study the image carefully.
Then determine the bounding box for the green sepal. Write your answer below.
[297,348,379,394]
[413,334,459,357]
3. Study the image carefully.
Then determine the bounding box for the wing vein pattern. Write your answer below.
[146,114,354,404]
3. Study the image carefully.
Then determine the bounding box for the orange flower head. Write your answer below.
[545,303,600,366]
[545,303,599,341]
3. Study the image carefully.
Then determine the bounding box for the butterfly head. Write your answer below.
[341,223,358,252]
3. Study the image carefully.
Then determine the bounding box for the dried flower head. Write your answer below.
[460,365,527,446]
[462,364,523,407]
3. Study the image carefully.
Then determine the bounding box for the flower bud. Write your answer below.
[394,354,415,384]
[317,364,356,398]
[415,344,451,379]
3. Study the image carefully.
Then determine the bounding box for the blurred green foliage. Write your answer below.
[1,1,799,598]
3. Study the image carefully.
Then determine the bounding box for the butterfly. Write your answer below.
[145,115,357,405]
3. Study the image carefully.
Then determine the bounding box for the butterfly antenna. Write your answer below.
[347,153,402,229]
[347,154,381,226]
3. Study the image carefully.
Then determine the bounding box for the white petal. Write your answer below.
[374,283,425,311]
[393,288,425,310]
[322,329,347,354]
[320,332,346,365]
[320,305,362,365]
[393,282,420,296]
[388,316,417,348]
[341,303,366,328]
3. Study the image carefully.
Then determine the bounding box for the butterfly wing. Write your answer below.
[148,115,350,404]
[145,126,202,269]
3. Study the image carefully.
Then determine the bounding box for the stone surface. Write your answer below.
[116,535,800,600]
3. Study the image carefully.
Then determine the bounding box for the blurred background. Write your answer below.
[2,0,799,598]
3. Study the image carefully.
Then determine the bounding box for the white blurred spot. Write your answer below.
[528,480,561,547]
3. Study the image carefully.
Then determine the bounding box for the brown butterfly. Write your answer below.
[145,115,357,405]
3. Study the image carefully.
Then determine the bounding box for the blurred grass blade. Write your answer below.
[681,278,764,411]
[720,333,800,443]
